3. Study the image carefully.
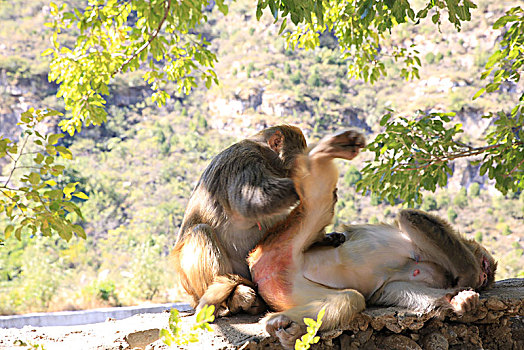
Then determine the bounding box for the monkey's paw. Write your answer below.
[450,290,479,315]
[265,314,306,349]
[312,130,366,161]
[228,284,266,315]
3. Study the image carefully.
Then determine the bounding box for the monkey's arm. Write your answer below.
[228,167,298,220]
[371,281,479,315]
[398,209,482,288]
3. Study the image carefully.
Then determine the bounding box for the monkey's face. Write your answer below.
[469,241,497,290]
[479,254,497,290]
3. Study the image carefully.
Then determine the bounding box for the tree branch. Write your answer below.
[113,0,172,76]
[392,141,522,172]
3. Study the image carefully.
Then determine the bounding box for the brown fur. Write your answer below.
[171,125,307,316]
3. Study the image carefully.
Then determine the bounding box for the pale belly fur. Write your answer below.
[302,224,417,298]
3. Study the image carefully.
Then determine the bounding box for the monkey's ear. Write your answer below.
[268,130,284,153]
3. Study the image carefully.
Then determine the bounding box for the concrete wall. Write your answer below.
[0,302,192,329]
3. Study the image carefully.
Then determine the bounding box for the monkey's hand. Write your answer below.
[449,290,480,316]
[265,313,306,350]
[309,231,346,248]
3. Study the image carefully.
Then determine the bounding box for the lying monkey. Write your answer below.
[248,130,497,348]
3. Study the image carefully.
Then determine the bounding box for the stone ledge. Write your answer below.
[312,278,524,350]
[1,279,522,349]
[178,278,524,350]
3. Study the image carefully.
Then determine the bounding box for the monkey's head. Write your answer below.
[254,125,307,170]
[464,238,498,290]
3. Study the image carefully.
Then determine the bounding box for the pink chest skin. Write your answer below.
[250,242,295,311]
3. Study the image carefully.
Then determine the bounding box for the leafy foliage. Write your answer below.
[159,305,215,346]
[357,6,523,205]
[1,109,86,242]
[44,0,483,134]
[295,307,325,350]
[358,110,522,206]
[259,0,477,83]
[46,0,223,135]
[358,111,463,205]
[474,6,524,100]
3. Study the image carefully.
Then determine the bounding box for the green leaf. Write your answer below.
[15,227,22,240]
[28,172,41,185]
[63,182,79,199]
[72,224,86,239]
[56,146,73,159]
[472,87,486,100]
[4,224,14,239]
[45,179,57,186]
[48,133,64,145]
[278,18,287,35]
[34,153,45,164]
[380,113,392,126]
[493,15,519,29]
[41,48,55,56]
[73,192,89,200]
[58,227,73,241]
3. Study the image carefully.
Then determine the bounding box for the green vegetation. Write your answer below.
[453,188,469,209]
[470,183,481,197]
[0,109,87,243]
[295,307,325,350]
[160,305,215,346]
[447,208,458,224]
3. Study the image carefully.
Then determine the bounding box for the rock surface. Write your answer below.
[0,279,522,350]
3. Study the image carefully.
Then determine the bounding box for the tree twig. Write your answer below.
[3,136,30,188]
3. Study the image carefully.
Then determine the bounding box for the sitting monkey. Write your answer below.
[248,130,497,348]
[171,125,307,316]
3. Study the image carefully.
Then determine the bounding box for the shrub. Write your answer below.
[290,72,302,85]
[497,223,512,236]
[307,72,321,87]
[447,207,458,223]
[284,62,292,74]
[421,195,438,211]
[453,187,468,209]
[425,52,435,64]
[474,232,483,242]
[124,239,167,301]
[246,62,255,78]
[344,165,362,186]
[436,192,450,208]
[469,182,480,197]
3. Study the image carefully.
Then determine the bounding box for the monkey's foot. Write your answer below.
[265,314,306,349]
[311,130,366,161]
[450,290,479,315]
[228,284,267,315]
